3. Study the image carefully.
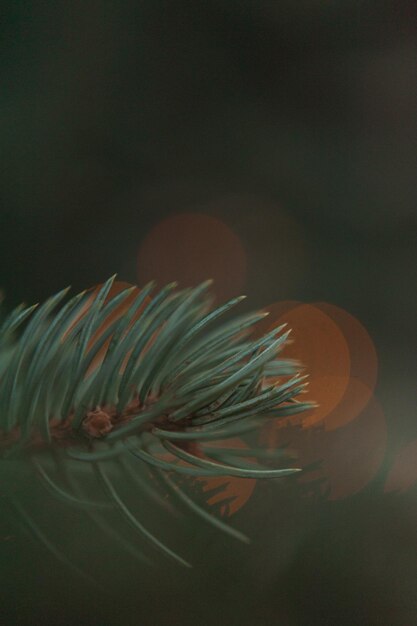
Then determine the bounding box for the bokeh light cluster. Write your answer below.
[129,212,414,512]
[257,299,386,500]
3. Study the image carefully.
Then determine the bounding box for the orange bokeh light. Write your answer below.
[255,300,379,431]
[193,438,257,517]
[253,300,302,338]
[313,302,378,430]
[259,302,351,428]
[137,213,247,302]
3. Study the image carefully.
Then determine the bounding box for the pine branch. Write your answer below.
[0,276,315,572]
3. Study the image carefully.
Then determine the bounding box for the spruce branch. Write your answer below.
[0,276,315,571]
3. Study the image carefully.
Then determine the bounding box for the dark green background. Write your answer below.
[1,2,416,625]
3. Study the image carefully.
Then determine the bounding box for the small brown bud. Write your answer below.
[82,408,113,438]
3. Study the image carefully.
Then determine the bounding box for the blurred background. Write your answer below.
[1,1,417,625]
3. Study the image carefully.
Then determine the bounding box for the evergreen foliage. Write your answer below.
[0,276,314,571]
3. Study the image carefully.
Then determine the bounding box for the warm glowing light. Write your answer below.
[194,438,257,517]
[253,300,301,339]
[320,377,377,432]
[313,302,378,430]
[259,302,351,428]
[137,213,247,302]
